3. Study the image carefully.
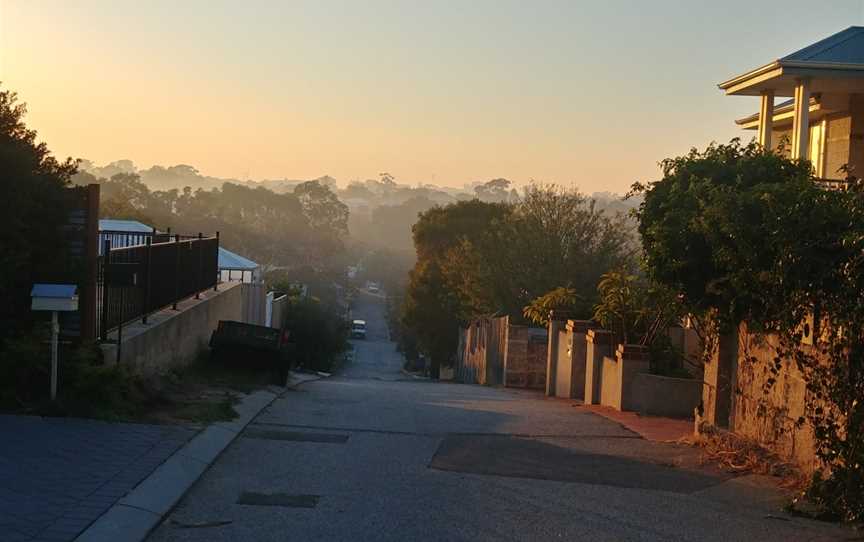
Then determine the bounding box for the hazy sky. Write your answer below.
[2,1,863,191]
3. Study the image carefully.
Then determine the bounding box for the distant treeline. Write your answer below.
[72,169,348,273]
[79,160,639,257]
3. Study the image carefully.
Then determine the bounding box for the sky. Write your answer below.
[1,0,863,192]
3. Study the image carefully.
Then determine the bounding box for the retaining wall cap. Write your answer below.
[586,328,613,343]
[565,319,595,333]
[617,343,650,359]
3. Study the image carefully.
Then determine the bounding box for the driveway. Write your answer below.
[146,293,845,542]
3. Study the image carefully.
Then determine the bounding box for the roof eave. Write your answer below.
[718,61,782,92]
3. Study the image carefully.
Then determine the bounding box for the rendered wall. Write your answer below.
[585,329,613,404]
[631,373,702,418]
[553,329,572,397]
[600,356,621,409]
[100,282,247,374]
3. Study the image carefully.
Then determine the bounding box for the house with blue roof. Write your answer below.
[99,218,260,282]
[219,247,261,283]
[721,26,864,181]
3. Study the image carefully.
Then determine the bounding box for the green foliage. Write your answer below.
[633,139,814,329]
[403,186,635,367]
[0,87,78,344]
[402,259,461,372]
[75,172,348,270]
[592,270,687,375]
[0,330,146,419]
[522,287,582,326]
[356,248,415,295]
[593,270,645,344]
[283,295,348,373]
[634,139,864,520]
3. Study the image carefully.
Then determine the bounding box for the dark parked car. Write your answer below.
[209,320,294,384]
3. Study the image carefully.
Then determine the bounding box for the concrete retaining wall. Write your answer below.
[631,373,701,418]
[101,282,249,374]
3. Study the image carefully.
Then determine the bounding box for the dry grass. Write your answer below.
[689,426,806,489]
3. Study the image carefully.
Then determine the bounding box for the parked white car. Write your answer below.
[351,319,367,339]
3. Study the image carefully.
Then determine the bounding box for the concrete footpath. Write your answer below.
[75,372,320,542]
[0,372,319,542]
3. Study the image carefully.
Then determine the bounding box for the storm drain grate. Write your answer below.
[237,491,320,508]
[243,428,349,443]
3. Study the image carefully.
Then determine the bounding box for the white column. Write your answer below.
[758,90,774,150]
[792,79,811,160]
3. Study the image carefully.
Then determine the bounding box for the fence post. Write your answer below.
[214,231,220,291]
[99,239,111,341]
[142,237,152,324]
[173,234,181,310]
[195,232,203,299]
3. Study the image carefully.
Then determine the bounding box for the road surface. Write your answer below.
[147,292,845,541]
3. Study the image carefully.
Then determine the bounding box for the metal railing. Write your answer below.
[97,233,219,341]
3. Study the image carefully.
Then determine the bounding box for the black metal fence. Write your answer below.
[97,233,220,340]
[97,229,198,254]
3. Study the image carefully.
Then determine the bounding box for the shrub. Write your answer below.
[283,295,348,372]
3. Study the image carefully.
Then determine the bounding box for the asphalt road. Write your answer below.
[147,292,847,542]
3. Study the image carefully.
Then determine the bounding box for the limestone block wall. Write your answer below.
[732,323,817,471]
[504,325,547,389]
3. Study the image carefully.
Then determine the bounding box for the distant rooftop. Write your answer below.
[218,247,258,271]
[99,219,154,233]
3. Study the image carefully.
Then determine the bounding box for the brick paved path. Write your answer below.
[0,415,195,542]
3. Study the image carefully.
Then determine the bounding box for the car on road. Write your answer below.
[366,281,380,294]
[351,319,367,339]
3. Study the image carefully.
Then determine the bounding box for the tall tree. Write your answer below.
[0,87,77,342]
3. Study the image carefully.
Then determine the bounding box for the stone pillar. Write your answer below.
[617,344,650,412]
[758,90,775,151]
[560,320,593,400]
[545,313,568,396]
[702,327,738,428]
[792,79,811,160]
[846,94,864,178]
[585,329,613,404]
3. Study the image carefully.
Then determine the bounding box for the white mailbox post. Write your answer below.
[31,284,79,401]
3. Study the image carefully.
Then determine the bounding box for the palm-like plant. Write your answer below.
[522,287,582,327]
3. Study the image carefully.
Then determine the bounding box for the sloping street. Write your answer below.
[146,293,845,542]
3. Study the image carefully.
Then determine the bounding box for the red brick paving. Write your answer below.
[577,404,695,442]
